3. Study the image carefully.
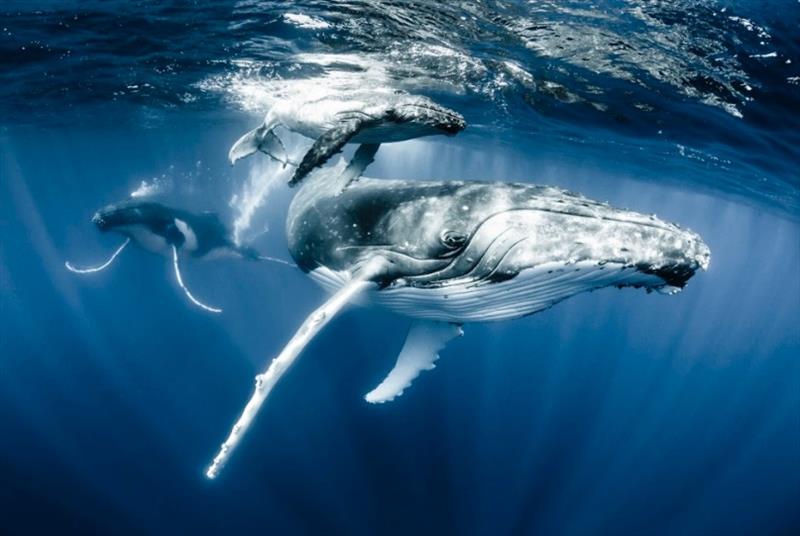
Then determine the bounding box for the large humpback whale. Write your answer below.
[66,201,290,313]
[228,91,465,184]
[206,145,711,478]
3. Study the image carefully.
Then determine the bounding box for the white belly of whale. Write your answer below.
[121,225,169,254]
[308,262,664,323]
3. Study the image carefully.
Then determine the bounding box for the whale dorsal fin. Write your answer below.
[364,320,463,404]
[290,118,370,186]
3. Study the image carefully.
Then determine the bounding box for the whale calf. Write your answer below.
[67,201,289,313]
[228,91,465,185]
[206,145,710,478]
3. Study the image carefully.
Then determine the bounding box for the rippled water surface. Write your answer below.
[3,0,800,209]
[1,2,798,534]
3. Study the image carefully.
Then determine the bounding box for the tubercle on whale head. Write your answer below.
[91,202,139,233]
[92,206,116,232]
[90,201,169,235]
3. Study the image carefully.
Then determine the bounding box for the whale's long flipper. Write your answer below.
[340,143,380,190]
[365,321,463,404]
[171,245,222,314]
[65,238,130,274]
[229,125,293,167]
[206,258,386,479]
[290,119,370,186]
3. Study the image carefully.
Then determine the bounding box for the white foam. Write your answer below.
[130,177,170,198]
[283,13,331,30]
[198,53,395,115]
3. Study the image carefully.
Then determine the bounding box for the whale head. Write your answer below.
[291,180,710,322]
[92,202,172,233]
[93,203,135,233]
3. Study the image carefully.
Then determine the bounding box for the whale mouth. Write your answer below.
[638,261,702,289]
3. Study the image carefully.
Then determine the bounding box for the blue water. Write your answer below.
[1,2,799,534]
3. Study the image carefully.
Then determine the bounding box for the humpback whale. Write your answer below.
[228,91,465,185]
[206,146,711,478]
[66,201,290,313]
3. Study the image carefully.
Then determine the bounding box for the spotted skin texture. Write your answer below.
[287,176,710,322]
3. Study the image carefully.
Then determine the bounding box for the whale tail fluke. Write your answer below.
[229,125,292,167]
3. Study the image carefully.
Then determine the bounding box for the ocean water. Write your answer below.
[1,1,799,534]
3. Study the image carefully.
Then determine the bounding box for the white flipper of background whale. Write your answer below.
[171,245,222,314]
[206,258,386,479]
[365,320,463,404]
[65,238,130,274]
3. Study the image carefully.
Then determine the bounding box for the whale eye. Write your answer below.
[440,229,467,249]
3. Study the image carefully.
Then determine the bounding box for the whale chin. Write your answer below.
[308,256,705,324]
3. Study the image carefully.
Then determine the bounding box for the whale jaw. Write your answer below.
[309,255,704,324]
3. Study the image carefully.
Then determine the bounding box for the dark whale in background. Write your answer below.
[68,201,288,313]
[91,201,260,261]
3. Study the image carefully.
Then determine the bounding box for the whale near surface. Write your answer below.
[228,91,466,184]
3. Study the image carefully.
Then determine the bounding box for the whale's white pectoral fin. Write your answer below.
[171,245,222,314]
[65,238,130,274]
[229,125,289,166]
[206,258,387,479]
[365,320,464,404]
[290,119,367,185]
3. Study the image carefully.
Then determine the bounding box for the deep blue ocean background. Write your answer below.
[1,1,799,534]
